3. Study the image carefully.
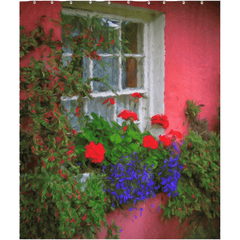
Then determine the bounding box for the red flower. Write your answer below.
[151,114,169,129]
[117,109,138,121]
[104,198,107,202]
[102,98,115,105]
[44,111,54,118]
[97,56,102,61]
[85,141,105,164]
[213,197,216,202]
[82,214,87,221]
[143,135,159,150]
[72,129,77,135]
[96,43,101,47]
[123,126,127,131]
[67,150,74,156]
[48,156,55,162]
[99,35,104,43]
[25,219,28,223]
[75,106,80,114]
[36,208,39,213]
[69,195,72,199]
[131,92,142,99]
[169,129,183,139]
[111,39,114,45]
[192,194,195,199]
[158,135,171,147]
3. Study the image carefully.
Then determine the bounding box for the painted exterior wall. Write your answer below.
[116,0,220,136]
[20,1,220,239]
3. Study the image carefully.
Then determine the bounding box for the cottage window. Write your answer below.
[61,4,165,137]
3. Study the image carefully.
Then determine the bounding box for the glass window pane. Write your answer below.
[122,57,144,90]
[97,18,119,54]
[62,16,85,54]
[92,57,119,92]
[121,21,144,54]
[61,99,84,132]
[87,97,115,123]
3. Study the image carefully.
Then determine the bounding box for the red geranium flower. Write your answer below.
[123,126,127,131]
[143,135,159,150]
[169,129,183,139]
[151,114,169,129]
[102,98,116,105]
[117,109,138,121]
[85,141,105,164]
[131,92,142,99]
[158,135,171,147]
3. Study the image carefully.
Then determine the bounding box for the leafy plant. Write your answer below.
[160,103,220,238]
[75,112,144,170]
[20,13,123,239]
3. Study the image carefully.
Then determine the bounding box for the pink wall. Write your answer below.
[20,1,220,239]
[116,0,220,135]
[96,192,187,239]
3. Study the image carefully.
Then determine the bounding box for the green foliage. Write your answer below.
[161,130,220,222]
[20,13,122,239]
[160,102,220,238]
[75,112,145,170]
[185,100,203,121]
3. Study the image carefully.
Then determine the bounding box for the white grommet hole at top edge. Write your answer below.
[182,1,185,4]
[70,1,72,4]
[163,1,165,4]
[89,0,92,4]
[51,1,53,4]
[33,0,36,4]
[108,1,111,4]
[201,1,204,4]
[148,1,150,5]
[127,0,130,4]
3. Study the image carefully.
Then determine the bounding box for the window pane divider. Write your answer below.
[62,53,145,58]
[61,89,147,101]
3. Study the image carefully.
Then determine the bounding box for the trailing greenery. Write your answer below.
[160,101,220,239]
[20,13,122,239]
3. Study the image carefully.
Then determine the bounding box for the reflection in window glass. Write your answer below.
[92,57,119,92]
[121,21,144,54]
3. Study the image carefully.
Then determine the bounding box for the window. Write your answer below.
[61,5,165,137]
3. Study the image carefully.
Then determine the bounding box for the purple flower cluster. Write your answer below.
[159,142,184,197]
[102,152,160,207]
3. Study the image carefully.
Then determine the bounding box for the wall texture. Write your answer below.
[116,0,220,136]
[20,1,220,238]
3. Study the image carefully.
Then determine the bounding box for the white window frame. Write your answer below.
[61,8,165,137]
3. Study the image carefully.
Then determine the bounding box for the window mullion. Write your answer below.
[118,20,122,93]
[89,59,93,90]
[114,20,123,123]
